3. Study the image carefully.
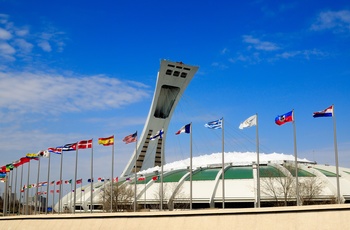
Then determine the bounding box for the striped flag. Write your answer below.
[205,118,222,129]
[98,135,114,146]
[123,132,137,144]
[313,105,333,118]
[175,123,191,135]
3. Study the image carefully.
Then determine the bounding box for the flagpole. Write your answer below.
[25,160,30,215]
[70,183,72,213]
[332,105,341,204]
[222,117,225,209]
[256,113,260,208]
[3,173,8,216]
[19,164,23,215]
[8,170,13,214]
[160,131,164,211]
[12,168,17,214]
[59,151,64,214]
[90,139,94,213]
[111,139,114,212]
[34,157,40,214]
[52,183,55,214]
[73,147,78,214]
[189,123,193,210]
[292,109,300,206]
[45,152,51,214]
[134,137,138,212]
[13,167,18,215]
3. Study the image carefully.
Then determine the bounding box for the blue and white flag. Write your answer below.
[205,118,222,129]
[150,129,164,140]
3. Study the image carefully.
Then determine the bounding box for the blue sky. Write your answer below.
[1,0,350,190]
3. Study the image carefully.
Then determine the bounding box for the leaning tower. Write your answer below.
[121,60,199,177]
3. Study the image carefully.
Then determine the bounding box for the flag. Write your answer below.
[113,177,118,182]
[313,105,333,118]
[98,135,114,146]
[56,180,62,185]
[126,177,131,182]
[81,189,85,192]
[76,179,82,184]
[275,110,293,126]
[175,123,191,135]
[50,180,55,185]
[123,132,137,144]
[50,190,54,194]
[48,147,62,154]
[62,143,77,151]
[138,175,145,181]
[56,190,60,193]
[150,129,164,140]
[97,177,105,182]
[38,150,50,158]
[6,164,14,171]
[205,118,222,129]
[87,178,94,183]
[41,182,48,186]
[26,153,39,158]
[64,179,72,184]
[239,115,257,129]
[77,139,93,149]
[152,175,159,181]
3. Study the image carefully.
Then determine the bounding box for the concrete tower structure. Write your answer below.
[121,60,199,177]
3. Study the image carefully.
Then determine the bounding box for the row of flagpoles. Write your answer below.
[0,104,340,215]
[1,132,138,216]
[237,105,340,206]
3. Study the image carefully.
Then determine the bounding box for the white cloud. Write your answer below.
[0,71,150,116]
[0,27,12,40]
[242,35,280,51]
[311,10,350,33]
[276,49,327,60]
[38,40,52,52]
[14,38,33,53]
[0,41,15,54]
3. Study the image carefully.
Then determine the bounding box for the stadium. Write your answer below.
[55,60,350,212]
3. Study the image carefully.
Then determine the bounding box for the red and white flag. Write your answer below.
[77,139,93,149]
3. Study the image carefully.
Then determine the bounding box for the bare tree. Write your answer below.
[298,177,324,205]
[261,164,295,206]
[100,182,134,212]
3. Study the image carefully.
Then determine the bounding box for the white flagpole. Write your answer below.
[256,114,260,208]
[134,137,138,212]
[13,167,18,215]
[111,139,114,212]
[90,139,94,213]
[190,122,193,210]
[3,173,8,216]
[25,160,31,215]
[19,163,23,215]
[52,183,55,214]
[332,105,341,203]
[45,152,51,214]
[73,147,78,214]
[222,118,225,209]
[59,150,64,214]
[160,131,164,211]
[34,157,40,214]
[292,109,300,206]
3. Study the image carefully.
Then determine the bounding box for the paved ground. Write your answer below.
[1,204,350,230]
